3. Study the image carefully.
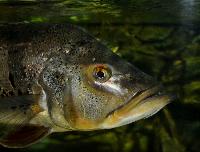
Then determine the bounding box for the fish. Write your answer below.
[0,23,173,148]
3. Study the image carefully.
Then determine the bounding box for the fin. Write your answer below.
[0,95,48,148]
[0,125,50,148]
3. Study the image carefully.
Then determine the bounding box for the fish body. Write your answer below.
[0,24,172,148]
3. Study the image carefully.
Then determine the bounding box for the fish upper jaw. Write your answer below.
[99,85,174,129]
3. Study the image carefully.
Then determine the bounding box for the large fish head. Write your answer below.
[54,42,173,131]
[40,26,173,131]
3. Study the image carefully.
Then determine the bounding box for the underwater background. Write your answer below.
[0,0,199,152]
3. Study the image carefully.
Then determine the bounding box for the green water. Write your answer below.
[0,0,199,152]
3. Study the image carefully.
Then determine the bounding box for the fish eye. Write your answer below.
[93,66,111,83]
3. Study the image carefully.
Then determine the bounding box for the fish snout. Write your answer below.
[100,84,174,129]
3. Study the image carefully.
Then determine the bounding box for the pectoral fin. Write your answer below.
[0,125,50,148]
[0,95,50,148]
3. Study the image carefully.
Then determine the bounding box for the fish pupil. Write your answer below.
[96,71,105,79]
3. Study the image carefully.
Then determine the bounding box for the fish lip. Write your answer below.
[106,85,174,117]
[125,84,173,105]
[101,85,175,129]
[132,85,163,103]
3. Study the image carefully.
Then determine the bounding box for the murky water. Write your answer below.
[0,0,199,152]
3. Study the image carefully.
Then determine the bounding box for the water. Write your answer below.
[0,0,199,152]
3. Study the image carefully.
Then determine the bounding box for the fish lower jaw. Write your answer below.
[100,94,172,129]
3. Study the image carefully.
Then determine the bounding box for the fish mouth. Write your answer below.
[101,85,174,129]
[123,85,171,109]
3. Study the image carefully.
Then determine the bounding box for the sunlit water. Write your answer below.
[0,0,199,152]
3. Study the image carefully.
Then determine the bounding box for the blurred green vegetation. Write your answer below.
[0,0,199,152]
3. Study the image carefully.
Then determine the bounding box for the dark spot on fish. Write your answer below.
[12,48,18,54]
[27,103,31,107]
[9,73,16,88]
[9,91,14,96]
[19,104,30,111]
[11,106,17,110]
[77,40,89,46]
[19,105,25,108]
[18,89,23,95]
[55,73,60,79]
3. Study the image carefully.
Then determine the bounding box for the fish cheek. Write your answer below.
[70,86,121,130]
[78,74,123,119]
[63,66,124,130]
